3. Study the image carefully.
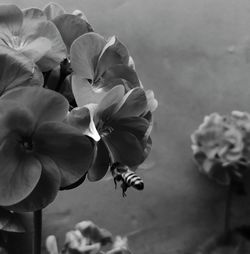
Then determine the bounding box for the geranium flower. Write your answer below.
[66,85,152,181]
[70,32,140,107]
[0,45,43,96]
[0,4,67,71]
[191,113,244,184]
[0,86,94,212]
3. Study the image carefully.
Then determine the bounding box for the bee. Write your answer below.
[110,162,144,197]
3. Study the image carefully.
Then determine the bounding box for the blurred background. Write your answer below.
[3,0,250,253]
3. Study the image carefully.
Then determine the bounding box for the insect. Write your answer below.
[110,162,144,197]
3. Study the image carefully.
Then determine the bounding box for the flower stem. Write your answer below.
[223,181,232,242]
[33,209,42,254]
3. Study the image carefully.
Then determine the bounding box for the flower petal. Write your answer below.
[34,122,95,187]
[104,130,145,166]
[20,37,51,62]
[5,154,61,212]
[82,104,100,141]
[21,20,67,71]
[70,32,106,81]
[96,36,130,80]
[0,5,23,35]
[88,140,110,181]
[0,136,42,206]
[0,100,35,142]
[66,106,91,132]
[43,2,65,20]
[145,90,158,113]
[53,14,93,51]
[113,88,147,119]
[22,8,47,24]
[100,64,141,90]
[72,75,107,106]
[0,45,43,95]
[46,235,59,254]
[2,87,69,124]
[72,9,88,22]
[96,85,125,120]
[110,117,149,140]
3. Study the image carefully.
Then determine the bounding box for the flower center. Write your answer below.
[97,120,113,138]
[20,137,33,151]
[10,36,26,50]
[100,126,114,138]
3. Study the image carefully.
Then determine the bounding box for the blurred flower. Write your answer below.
[64,230,101,254]
[46,220,132,254]
[66,85,152,181]
[191,112,246,184]
[46,235,59,254]
[0,4,67,71]
[106,236,132,254]
[70,32,141,107]
[75,221,113,246]
[0,86,94,212]
[192,113,243,166]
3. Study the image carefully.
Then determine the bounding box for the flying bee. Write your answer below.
[110,162,144,197]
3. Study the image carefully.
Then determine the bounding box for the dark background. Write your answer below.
[3,0,250,253]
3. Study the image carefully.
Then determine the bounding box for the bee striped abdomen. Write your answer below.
[122,172,144,190]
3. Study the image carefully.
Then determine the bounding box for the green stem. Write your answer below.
[33,209,42,254]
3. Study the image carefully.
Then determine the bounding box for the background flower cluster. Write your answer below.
[0,2,157,213]
[191,111,250,184]
[46,220,132,254]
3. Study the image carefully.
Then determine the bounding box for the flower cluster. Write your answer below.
[0,3,157,212]
[46,220,131,254]
[191,111,250,184]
